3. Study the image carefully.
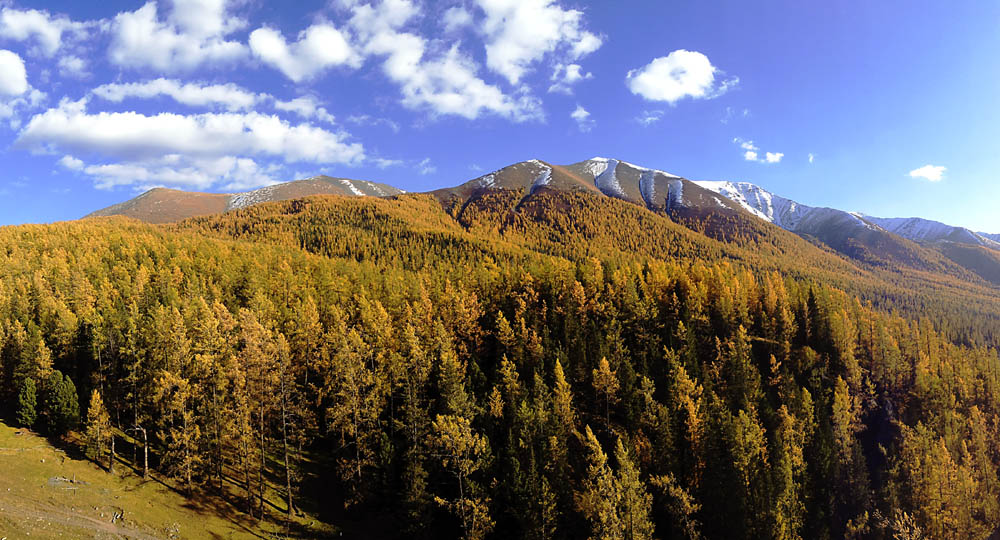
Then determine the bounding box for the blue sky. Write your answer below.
[0,0,998,232]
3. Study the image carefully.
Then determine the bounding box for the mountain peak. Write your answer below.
[86,175,403,223]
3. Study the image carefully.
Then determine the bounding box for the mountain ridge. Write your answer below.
[84,157,999,284]
[85,175,403,224]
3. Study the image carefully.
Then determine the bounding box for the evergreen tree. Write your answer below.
[85,389,112,469]
[15,377,37,428]
[614,438,654,540]
[43,370,80,435]
[593,357,620,430]
[576,425,622,540]
[429,414,493,540]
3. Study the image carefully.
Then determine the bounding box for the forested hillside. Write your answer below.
[3,189,1000,538]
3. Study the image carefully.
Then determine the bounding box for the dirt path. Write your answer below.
[0,494,167,539]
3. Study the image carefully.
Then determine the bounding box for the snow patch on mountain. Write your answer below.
[594,159,627,199]
[619,160,680,179]
[695,181,779,223]
[478,173,497,188]
[863,216,1000,248]
[339,179,364,196]
[694,180,867,233]
[694,179,999,250]
[638,169,656,207]
[363,180,386,196]
[585,157,611,179]
[227,184,279,211]
[530,163,553,194]
[667,179,684,209]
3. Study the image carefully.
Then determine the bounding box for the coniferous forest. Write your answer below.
[3,190,1000,539]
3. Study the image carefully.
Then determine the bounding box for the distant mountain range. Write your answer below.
[86,157,1000,284]
[85,175,402,224]
[694,180,1000,249]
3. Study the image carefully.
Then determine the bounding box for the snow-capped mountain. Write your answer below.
[434,157,737,216]
[86,157,999,282]
[694,180,1000,250]
[86,175,403,223]
[860,216,1000,249]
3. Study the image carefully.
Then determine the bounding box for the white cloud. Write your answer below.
[57,56,88,78]
[18,100,364,164]
[249,24,360,82]
[0,7,88,57]
[109,1,247,72]
[274,96,336,124]
[0,50,28,96]
[442,6,473,32]
[372,157,403,168]
[721,106,750,124]
[627,50,737,104]
[58,154,84,170]
[169,0,244,39]
[570,104,593,132]
[77,155,280,191]
[808,153,815,164]
[477,0,602,85]
[417,157,436,175]
[909,164,945,182]
[345,0,541,121]
[92,79,261,111]
[16,99,364,190]
[0,88,45,129]
[734,137,781,164]
[548,63,592,94]
[635,110,663,126]
[347,114,401,133]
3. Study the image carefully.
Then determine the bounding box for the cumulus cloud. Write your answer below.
[478,0,602,85]
[734,138,782,164]
[909,164,945,182]
[570,104,593,132]
[0,50,28,96]
[92,79,261,111]
[548,63,592,94]
[58,154,84,170]
[0,7,88,57]
[109,0,247,72]
[76,155,281,191]
[249,24,360,82]
[627,50,737,104]
[0,49,45,128]
[18,99,363,164]
[57,56,88,78]
[344,0,541,121]
[442,6,473,32]
[16,98,364,190]
[273,96,336,124]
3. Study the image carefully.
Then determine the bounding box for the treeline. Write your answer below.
[0,195,999,538]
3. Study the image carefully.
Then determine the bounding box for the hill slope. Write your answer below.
[8,172,1000,538]
[85,175,403,223]
[0,421,332,538]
